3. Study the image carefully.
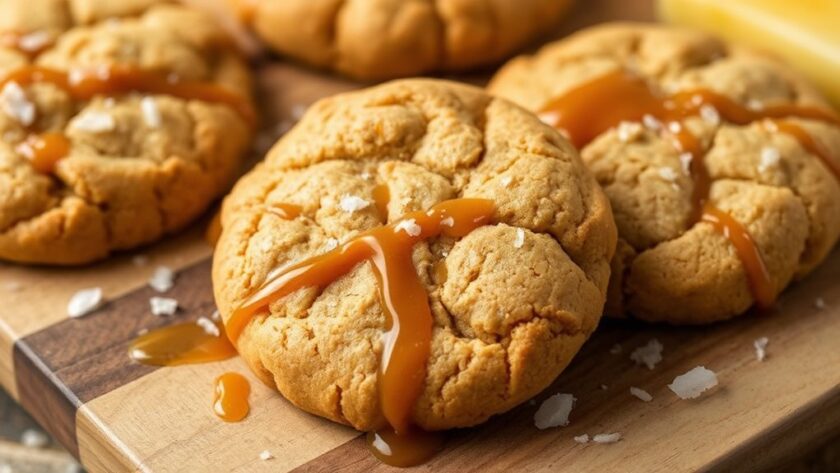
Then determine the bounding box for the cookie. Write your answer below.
[212,79,616,432]
[232,0,574,80]
[0,5,254,264]
[489,23,840,324]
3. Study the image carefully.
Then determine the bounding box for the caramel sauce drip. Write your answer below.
[128,319,237,366]
[700,204,775,308]
[768,120,840,181]
[372,184,390,221]
[0,64,256,125]
[227,198,495,435]
[539,70,840,310]
[366,427,444,468]
[16,132,70,174]
[213,372,251,422]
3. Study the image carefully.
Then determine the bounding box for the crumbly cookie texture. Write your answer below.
[489,23,840,324]
[213,79,616,431]
[0,5,253,264]
[236,0,573,80]
[0,0,170,35]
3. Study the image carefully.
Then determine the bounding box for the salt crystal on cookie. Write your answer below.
[339,195,370,213]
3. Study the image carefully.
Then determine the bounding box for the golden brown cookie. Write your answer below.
[212,79,616,431]
[0,5,254,264]
[232,0,574,80]
[489,23,840,324]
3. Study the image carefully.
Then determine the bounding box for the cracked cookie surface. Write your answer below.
[212,79,616,431]
[488,23,840,324]
[0,5,254,264]
[232,0,573,80]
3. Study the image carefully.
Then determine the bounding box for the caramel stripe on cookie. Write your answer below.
[12,259,216,456]
[539,69,840,309]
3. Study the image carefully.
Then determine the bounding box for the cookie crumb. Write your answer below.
[658,167,679,182]
[149,266,175,292]
[699,104,720,125]
[395,218,421,237]
[67,288,103,318]
[196,316,220,336]
[616,121,643,142]
[630,339,663,370]
[758,147,781,173]
[630,386,653,402]
[754,337,769,362]
[668,366,718,399]
[642,114,661,130]
[815,297,826,310]
[18,30,52,52]
[71,110,116,132]
[513,228,525,248]
[1,81,36,126]
[21,429,49,448]
[534,393,575,429]
[150,296,178,316]
[259,450,274,461]
[141,97,162,128]
[339,195,370,213]
[592,433,621,444]
[574,434,590,444]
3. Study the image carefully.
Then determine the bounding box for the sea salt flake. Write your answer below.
[600,384,609,390]
[18,31,52,52]
[500,175,513,187]
[616,121,643,142]
[4,281,21,292]
[630,338,663,370]
[440,217,455,227]
[67,288,103,318]
[360,171,372,181]
[534,393,575,429]
[324,238,339,251]
[667,121,682,134]
[211,309,221,321]
[21,429,49,448]
[679,152,693,174]
[747,99,765,111]
[132,254,149,267]
[630,386,653,402]
[339,195,370,213]
[754,337,769,362]
[513,228,525,249]
[669,366,718,399]
[593,433,621,444]
[141,97,161,127]
[758,147,781,173]
[150,296,178,316]
[149,266,175,292]
[395,218,421,237]
[609,343,622,355]
[259,450,274,461]
[815,297,826,310]
[1,81,36,126]
[642,114,661,130]
[574,434,590,444]
[0,465,10,473]
[658,167,679,182]
[700,104,720,125]
[71,110,115,132]
[196,316,220,336]
[290,104,307,120]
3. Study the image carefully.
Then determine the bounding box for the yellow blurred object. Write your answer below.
[657,0,840,109]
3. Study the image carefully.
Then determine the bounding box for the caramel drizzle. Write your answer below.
[227,198,495,435]
[16,132,70,174]
[128,319,237,366]
[213,372,251,422]
[2,64,256,175]
[539,70,840,309]
[1,64,256,125]
[372,184,390,221]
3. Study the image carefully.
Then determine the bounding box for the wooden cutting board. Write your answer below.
[2,0,840,471]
